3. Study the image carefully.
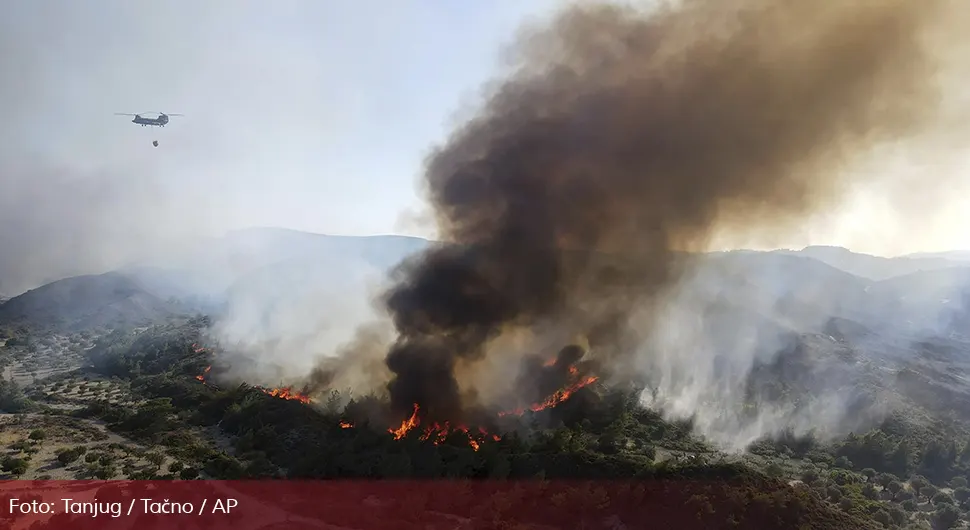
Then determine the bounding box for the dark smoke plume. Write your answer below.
[337,0,959,424]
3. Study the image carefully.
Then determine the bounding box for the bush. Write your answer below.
[934,503,960,529]
[2,456,28,476]
[57,448,82,466]
[872,509,891,527]
[27,429,45,441]
[179,467,199,480]
[94,465,115,480]
[933,492,955,506]
[888,506,907,526]
[894,489,914,502]
[950,476,968,489]
[953,486,970,502]
[887,481,903,496]
[827,485,842,502]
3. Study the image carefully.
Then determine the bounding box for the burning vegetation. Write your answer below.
[193,341,599,451]
[197,0,965,460]
[194,365,211,382]
[254,385,313,404]
[193,343,313,405]
[386,403,502,452]
[301,0,960,452]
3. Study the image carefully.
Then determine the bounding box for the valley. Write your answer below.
[1,233,970,528]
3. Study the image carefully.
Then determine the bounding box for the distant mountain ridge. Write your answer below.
[0,271,179,331]
[121,227,430,301]
[773,245,968,281]
[2,229,970,342]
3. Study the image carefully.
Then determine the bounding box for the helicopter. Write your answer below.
[114,111,183,127]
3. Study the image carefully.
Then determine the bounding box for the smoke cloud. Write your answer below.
[319,0,969,444]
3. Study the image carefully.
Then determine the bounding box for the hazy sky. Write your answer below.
[0,0,563,290]
[1,0,969,293]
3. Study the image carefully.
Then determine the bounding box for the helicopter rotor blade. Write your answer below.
[165,113,185,117]
[114,113,138,116]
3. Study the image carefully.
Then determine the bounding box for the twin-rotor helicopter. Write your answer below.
[114,111,184,147]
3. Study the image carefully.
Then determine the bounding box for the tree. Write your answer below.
[889,442,911,476]
[919,440,950,480]
[894,489,914,502]
[94,465,115,480]
[920,485,938,500]
[950,476,967,489]
[0,379,32,413]
[765,463,784,478]
[933,504,960,529]
[876,473,896,488]
[801,468,820,485]
[959,439,970,463]
[872,510,891,528]
[838,497,853,511]
[28,429,45,441]
[2,456,28,476]
[901,499,917,512]
[932,492,954,506]
[888,506,907,526]
[827,485,842,502]
[57,449,81,466]
[861,468,876,481]
[834,456,852,469]
[910,475,928,492]
[887,481,903,496]
[953,486,970,502]
[325,390,342,415]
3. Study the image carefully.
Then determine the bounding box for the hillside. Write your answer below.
[5,231,970,353]
[706,251,873,324]
[3,237,970,528]
[123,228,429,301]
[776,245,964,282]
[0,272,178,331]
[858,267,970,337]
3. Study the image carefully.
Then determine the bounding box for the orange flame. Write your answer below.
[376,362,597,451]
[257,386,313,404]
[387,404,499,451]
[191,343,206,353]
[389,403,421,440]
[340,421,354,429]
[195,365,212,382]
[497,369,598,417]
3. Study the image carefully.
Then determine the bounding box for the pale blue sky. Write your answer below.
[0,0,565,288]
[2,0,969,293]
[2,0,562,235]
